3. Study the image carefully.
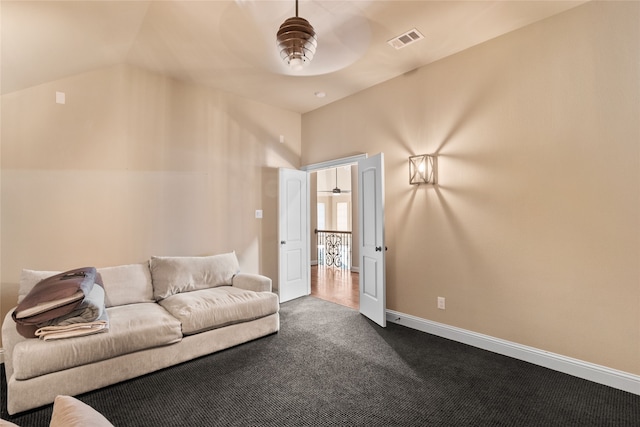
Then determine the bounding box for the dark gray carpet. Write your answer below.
[2,296,639,426]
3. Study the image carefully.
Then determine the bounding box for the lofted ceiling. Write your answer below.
[1,0,586,114]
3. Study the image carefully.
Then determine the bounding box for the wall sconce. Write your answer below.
[409,154,437,185]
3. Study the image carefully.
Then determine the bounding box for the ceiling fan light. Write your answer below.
[289,57,305,71]
[276,3,316,70]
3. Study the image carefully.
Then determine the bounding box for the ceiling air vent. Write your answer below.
[387,28,424,50]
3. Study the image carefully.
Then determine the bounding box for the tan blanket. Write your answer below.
[35,310,109,341]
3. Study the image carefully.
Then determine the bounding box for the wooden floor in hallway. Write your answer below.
[310,265,359,310]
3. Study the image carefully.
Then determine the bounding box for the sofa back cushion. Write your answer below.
[150,252,240,300]
[97,263,155,307]
[18,263,154,308]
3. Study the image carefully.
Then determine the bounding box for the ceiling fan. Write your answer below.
[319,168,351,195]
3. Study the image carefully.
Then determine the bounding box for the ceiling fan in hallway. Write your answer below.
[319,168,351,196]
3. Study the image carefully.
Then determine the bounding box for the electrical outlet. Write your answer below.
[437,297,446,310]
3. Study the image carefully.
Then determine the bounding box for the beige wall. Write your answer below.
[302,1,639,374]
[0,64,301,336]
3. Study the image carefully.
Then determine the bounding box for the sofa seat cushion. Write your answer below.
[13,303,182,380]
[158,286,279,335]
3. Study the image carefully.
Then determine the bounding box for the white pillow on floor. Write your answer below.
[49,395,114,427]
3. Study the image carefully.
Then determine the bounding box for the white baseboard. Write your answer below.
[386,310,640,396]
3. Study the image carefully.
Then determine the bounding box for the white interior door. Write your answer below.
[278,168,310,303]
[358,153,386,327]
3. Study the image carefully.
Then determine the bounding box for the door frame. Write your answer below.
[300,153,368,304]
[302,153,367,267]
[300,154,368,173]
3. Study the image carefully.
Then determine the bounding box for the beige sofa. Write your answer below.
[1,253,280,415]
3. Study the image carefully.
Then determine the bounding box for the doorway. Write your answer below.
[311,166,359,310]
[280,153,386,324]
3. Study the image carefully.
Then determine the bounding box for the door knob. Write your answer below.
[281,241,286,245]
[375,246,382,252]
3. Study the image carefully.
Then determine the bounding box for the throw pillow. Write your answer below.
[49,395,114,427]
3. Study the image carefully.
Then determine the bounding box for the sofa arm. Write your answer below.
[2,308,24,382]
[232,273,272,293]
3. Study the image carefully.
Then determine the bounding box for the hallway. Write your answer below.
[310,265,359,310]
